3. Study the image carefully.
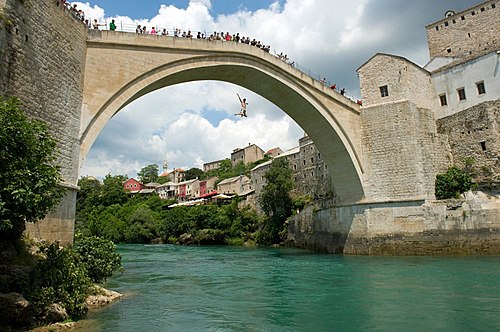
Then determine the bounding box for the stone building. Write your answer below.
[231,144,265,167]
[425,0,499,59]
[203,159,224,172]
[357,1,500,195]
[217,175,251,195]
[250,134,334,212]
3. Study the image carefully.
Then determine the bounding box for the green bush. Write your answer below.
[26,233,123,321]
[435,166,474,199]
[73,232,123,284]
[27,242,91,318]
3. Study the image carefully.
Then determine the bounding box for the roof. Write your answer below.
[217,175,249,185]
[429,49,500,74]
[251,159,272,172]
[156,181,178,188]
[177,178,199,186]
[144,182,160,188]
[357,53,430,75]
[139,188,156,194]
[278,146,300,158]
[425,0,495,28]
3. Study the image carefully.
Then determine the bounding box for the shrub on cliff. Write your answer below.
[0,96,64,240]
[435,165,474,199]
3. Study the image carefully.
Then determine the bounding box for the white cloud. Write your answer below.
[79,0,477,179]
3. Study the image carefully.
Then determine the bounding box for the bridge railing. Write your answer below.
[92,21,354,101]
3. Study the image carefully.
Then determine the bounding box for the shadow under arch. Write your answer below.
[80,54,365,204]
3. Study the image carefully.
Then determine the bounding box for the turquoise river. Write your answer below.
[79,245,500,331]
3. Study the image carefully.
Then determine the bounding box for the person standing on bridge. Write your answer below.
[109,19,116,31]
[235,94,248,117]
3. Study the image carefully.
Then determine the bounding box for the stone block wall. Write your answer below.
[437,100,500,181]
[426,0,499,59]
[0,0,87,244]
[288,191,500,255]
[361,100,452,201]
[358,54,434,110]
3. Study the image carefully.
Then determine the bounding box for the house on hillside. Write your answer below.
[217,175,251,195]
[203,159,225,172]
[159,168,185,184]
[177,178,200,201]
[265,147,284,158]
[156,182,178,200]
[123,178,144,193]
[231,144,265,167]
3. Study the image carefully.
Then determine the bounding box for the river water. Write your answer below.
[79,244,500,331]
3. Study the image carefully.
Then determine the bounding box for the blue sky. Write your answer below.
[76,0,480,179]
[88,0,281,18]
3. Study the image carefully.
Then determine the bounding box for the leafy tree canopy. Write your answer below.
[185,167,203,180]
[0,96,64,239]
[138,163,159,184]
[435,165,474,199]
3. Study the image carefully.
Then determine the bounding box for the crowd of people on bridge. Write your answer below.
[61,1,358,104]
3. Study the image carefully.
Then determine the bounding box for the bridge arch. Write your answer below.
[81,31,365,203]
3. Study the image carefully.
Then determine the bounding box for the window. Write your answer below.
[439,94,447,106]
[435,26,439,31]
[471,11,475,15]
[461,15,465,20]
[311,157,314,164]
[444,21,449,27]
[476,81,486,95]
[303,160,306,166]
[380,85,389,97]
[480,141,486,151]
[457,88,466,101]
[293,164,297,171]
[447,48,452,53]
[492,4,496,9]
[481,7,485,12]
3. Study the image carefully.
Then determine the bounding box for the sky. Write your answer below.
[77,0,479,179]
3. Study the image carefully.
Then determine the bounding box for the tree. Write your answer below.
[100,174,129,206]
[184,167,204,180]
[257,157,294,244]
[435,165,474,199]
[0,96,64,239]
[138,164,159,184]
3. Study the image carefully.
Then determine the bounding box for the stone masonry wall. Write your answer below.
[358,54,434,110]
[288,191,500,255]
[361,100,452,201]
[426,0,500,59]
[437,100,500,181]
[0,0,87,244]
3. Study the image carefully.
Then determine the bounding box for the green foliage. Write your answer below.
[0,96,64,239]
[26,233,123,321]
[100,174,129,206]
[257,158,294,245]
[27,242,92,318]
[435,165,474,199]
[185,167,204,180]
[138,164,159,184]
[73,232,123,284]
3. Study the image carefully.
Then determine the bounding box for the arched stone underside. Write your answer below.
[81,31,364,203]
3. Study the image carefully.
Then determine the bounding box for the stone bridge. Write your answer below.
[7,0,489,253]
[81,30,364,203]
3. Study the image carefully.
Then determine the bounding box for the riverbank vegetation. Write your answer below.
[76,157,299,246]
[0,96,123,330]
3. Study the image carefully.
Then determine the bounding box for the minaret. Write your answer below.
[162,157,168,174]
